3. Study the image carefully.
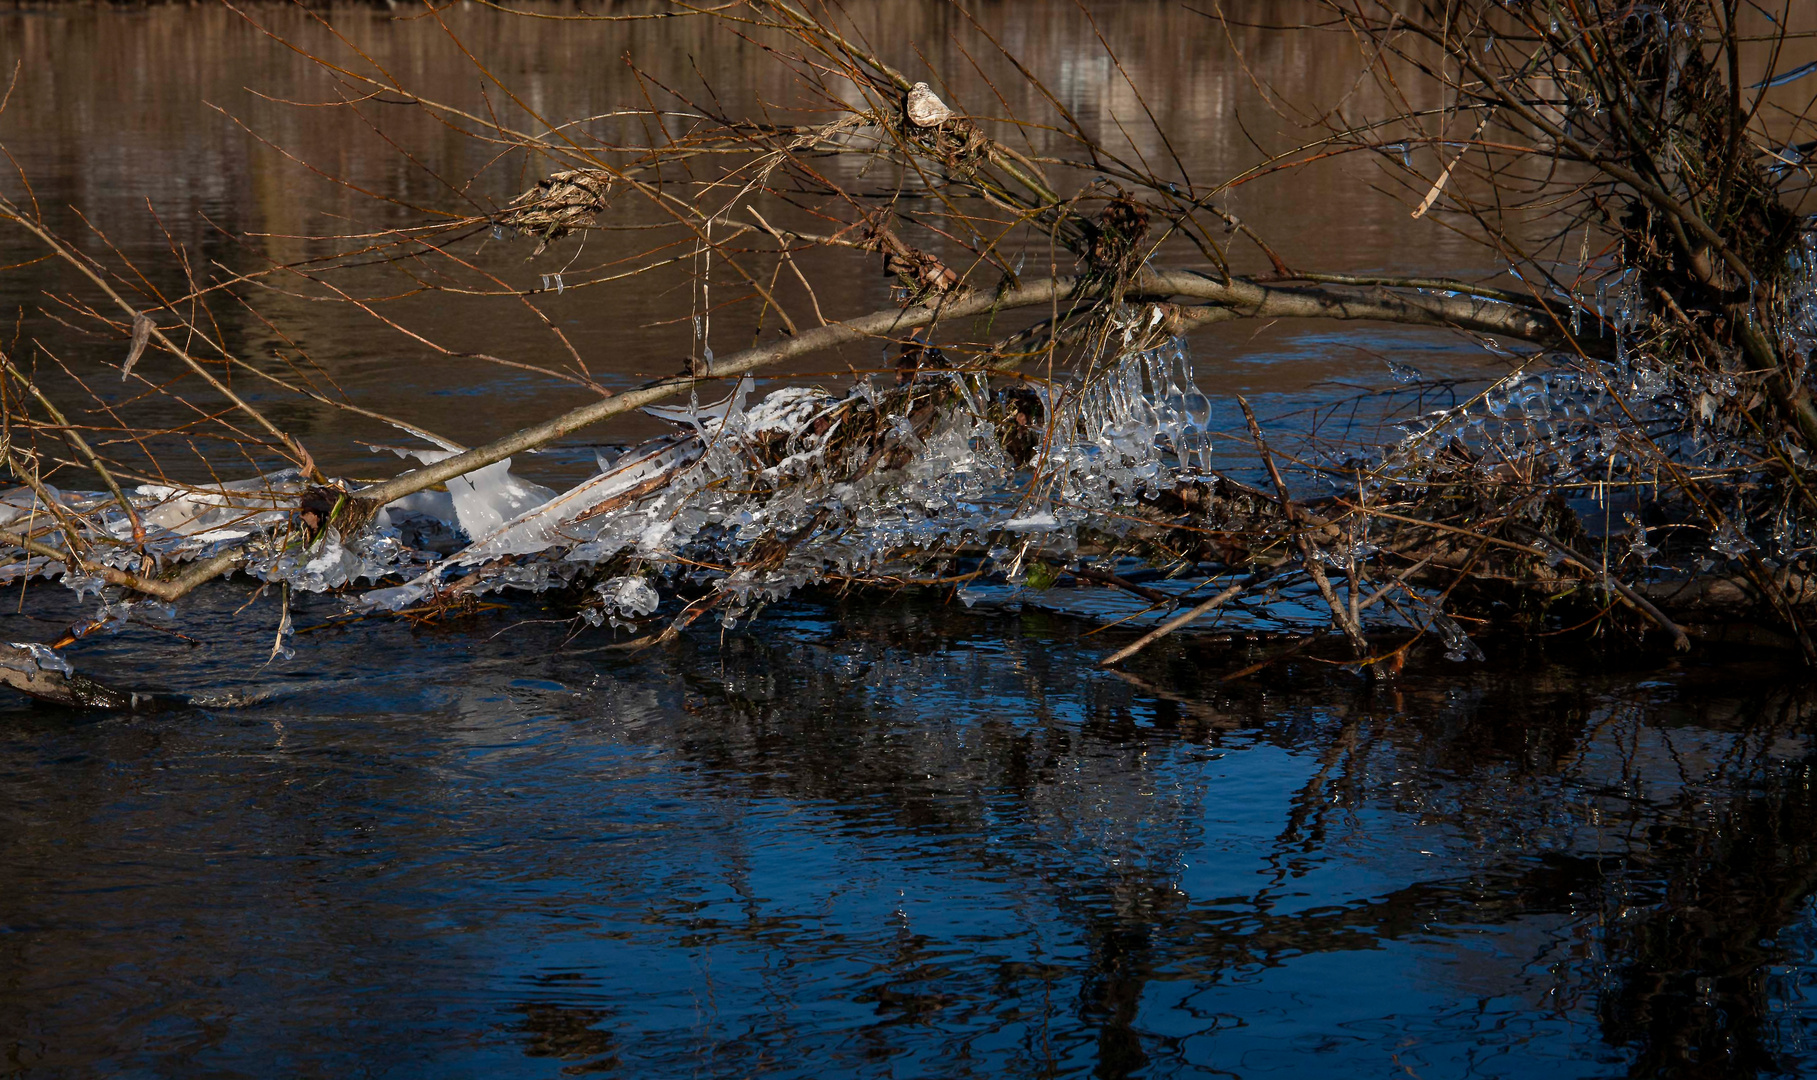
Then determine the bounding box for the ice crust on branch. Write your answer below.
[4,255,1816,650]
[0,338,1229,627]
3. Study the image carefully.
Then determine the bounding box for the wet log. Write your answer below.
[0,642,140,710]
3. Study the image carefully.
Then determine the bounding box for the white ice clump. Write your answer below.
[403,448,556,541]
[1431,611,1486,663]
[346,340,1219,622]
[449,437,701,567]
[1003,508,1060,532]
[0,317,1645,646]
[2,339,1228,629]
[249,527,365,592]
[1373,239,1817,565]
[642,375,755,437]
[1,473,310,588]
[591,575,660,628]
[10,642,73,675]
[135,473,305,541]
[1710,520,1755,559]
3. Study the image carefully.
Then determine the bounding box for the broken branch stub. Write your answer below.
[0,642,136,710]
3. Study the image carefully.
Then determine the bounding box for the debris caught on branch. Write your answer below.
[498,169,614,254]
[5,0,1817,701]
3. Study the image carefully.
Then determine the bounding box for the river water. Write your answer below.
[4,4,1817,1077]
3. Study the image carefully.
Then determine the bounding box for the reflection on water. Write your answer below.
[4,585,1817,1076]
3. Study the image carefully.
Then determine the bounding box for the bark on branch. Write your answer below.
[352,268,1562,508]
[49,266,1558,604]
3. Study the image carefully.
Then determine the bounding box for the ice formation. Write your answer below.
[1362,238,1817,588]
[6,247,1817,652]
[0,337,1235,631]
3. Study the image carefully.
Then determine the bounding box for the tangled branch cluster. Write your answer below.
[5,0,1817,704]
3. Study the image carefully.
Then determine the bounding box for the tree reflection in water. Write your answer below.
[2,591,1816,1076]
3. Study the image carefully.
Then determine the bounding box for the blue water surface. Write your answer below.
[5,589,1817,1078]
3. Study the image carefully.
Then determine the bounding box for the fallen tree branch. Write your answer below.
[353,267,1563,510]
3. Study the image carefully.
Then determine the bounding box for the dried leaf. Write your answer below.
[122,312,154,382]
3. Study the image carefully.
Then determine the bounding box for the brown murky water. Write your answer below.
[0,0,1512,476]
[7,6,1817,1078]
